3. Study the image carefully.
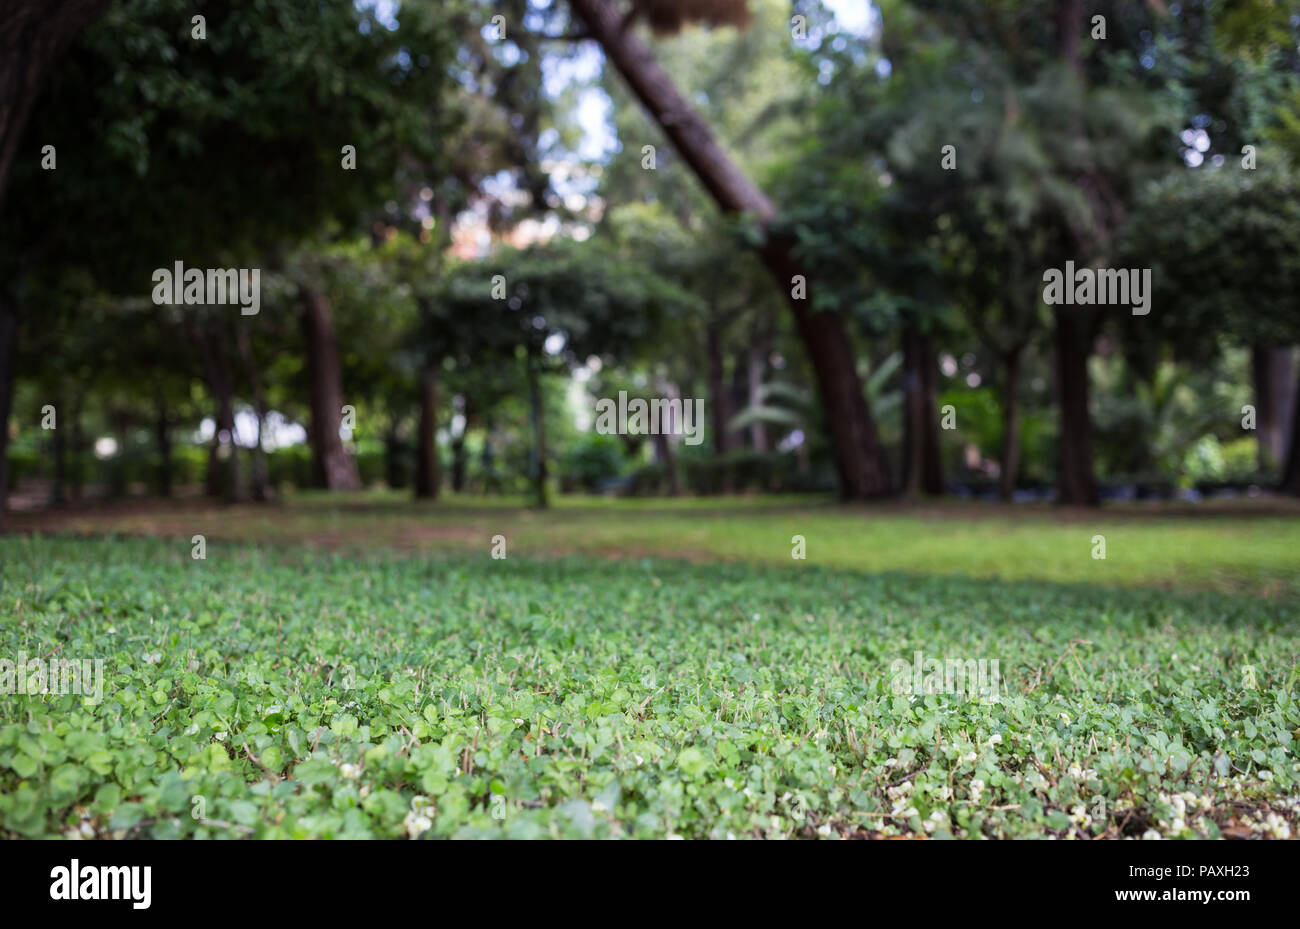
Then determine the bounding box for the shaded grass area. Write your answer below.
[1,536,1296,839]
[11,492,1300,599]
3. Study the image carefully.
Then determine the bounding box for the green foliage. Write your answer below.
[437,237,703,366]
[1182,435,1262,488]
[1124,164,1300,358]
[559,432,628,493]
[1218,0,1300,60]
[1091,353,1254,482]
[938,385,1000,452]
[2,0,460,289]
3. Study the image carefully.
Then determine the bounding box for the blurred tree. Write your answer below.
[602,201,783,486]
[798,0,1184,505]
[1125,164,1300,492]
[437,237,700,505]
[0,0,111,206]
[0,0,459,513]
[567,0,892,500]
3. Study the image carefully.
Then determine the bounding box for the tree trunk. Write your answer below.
[450,434,468,493]
[299,285,361,491]
[235,324,271,501]
[0,0,112,208]
[760,236,891,497]
[1279,370,1300,496]
[901,323,943,496]
[0,295,17,530]
[652,431,680,496]
[1051,0,1100,507]
[1251,345,1294,473]
[206,379,237,503]
[1053,307,1097,506]
[568,0,889,499]
[999,347,1023,502]
[415,364,440,500]
[705,320,733,493]
[5,13,74,517]
[187,317,239,503]
[1280,350,1298,468]
[526,354,548,509]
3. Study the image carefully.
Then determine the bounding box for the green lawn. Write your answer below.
[11,492,1300,598]
[2,531,1297,839]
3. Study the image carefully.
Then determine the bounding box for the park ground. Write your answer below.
[1,494,1297,838]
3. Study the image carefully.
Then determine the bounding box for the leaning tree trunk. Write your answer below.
[1053,307,1097,506]
[999,347,1023,502]
[415,363,440,500]
[0,0,112,208]
[901,323,943,496]
[300,285,361,491]
[760,236,892,498]
[0,294,17,530]
[568,0,889,499]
